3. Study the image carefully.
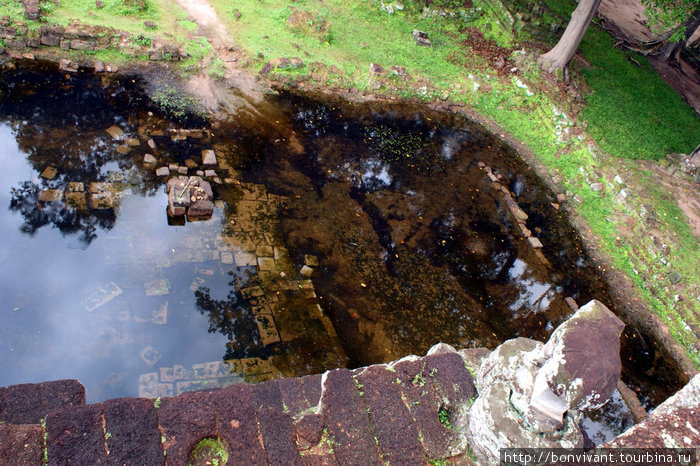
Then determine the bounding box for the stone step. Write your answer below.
[392,356,462,459]
[103,398,164,465]
[157,391,219,463]
[0,424,43,464]
[0,379,85,425]
[46,403,107,465]
[319,369,383,465]
[355,365,427,464]
[208,384,268,464]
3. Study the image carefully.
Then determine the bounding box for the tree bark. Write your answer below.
[539,0,603,74]
[656,10,700,66]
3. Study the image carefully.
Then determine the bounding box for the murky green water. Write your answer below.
[0,62,683,442]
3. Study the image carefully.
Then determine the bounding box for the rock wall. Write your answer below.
[0,16,186,71]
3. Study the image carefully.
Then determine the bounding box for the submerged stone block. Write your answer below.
[67,182,84,192]
[88,182,120,210]
[81,281,123,312]
[202,149,217,166]
[116,144,132,155]
[65,192,87,210]
[138,372,158,398]
[145,278,170,296]
[40,166,57,179]
[38,189,63,202]
[256,315,281,346]
[105,125,125,140]
[235,251,258,267]
[151,301,168,324]
[140,345,162,366]
[258,257,276,271]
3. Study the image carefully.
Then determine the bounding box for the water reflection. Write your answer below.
[0,66,684,442]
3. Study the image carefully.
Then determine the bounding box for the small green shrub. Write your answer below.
[133,34,153,47]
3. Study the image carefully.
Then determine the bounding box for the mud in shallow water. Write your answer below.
[0,63,684,440]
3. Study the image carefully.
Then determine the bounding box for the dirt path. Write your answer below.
[175,0,265,113]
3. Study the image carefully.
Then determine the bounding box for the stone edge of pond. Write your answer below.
[1,343,698,464]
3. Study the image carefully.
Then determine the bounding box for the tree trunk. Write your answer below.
[656,10,700,67]
[539,0,603,74]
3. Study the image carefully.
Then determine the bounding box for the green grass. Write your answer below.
[45,0,160,34]
[578,27,700,160]
[209,0,476,89]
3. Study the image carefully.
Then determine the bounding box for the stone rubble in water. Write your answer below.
[144,278,170,296]
[151,302,168,325]
[38,189,63,202]
[81,282,123,312]
[105,125,125,140]
[139,345,162,367]
[88,182,121,210]
[202,149,217,166]
[467,300,625,464]
[40,166,57,179]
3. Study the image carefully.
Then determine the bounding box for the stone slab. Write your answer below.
[256,315,281,345]
[42,379,85,417]
[40,166,57,179]
[38,189,63,202]
[0,424,43,464]
[527,236,543,249]
[258,407,302,466]
[319,369,382,465]
[208,384,268,464]
[423,352,476,404]
[276,377,310,419]
[254,379,285,412]
[202,149,217,166]
[105,125,124,140]
[115,144,132,155]
[301,374,323,408]
[393,357,459,458]
[259,257,276,271]
[47,404,107,465]
[103,398,164,465]
[158,391,218,464]
[81,282,122,312]
[357,366,426,464]
[138,372,158,398]
[235,251,258,267]
[145,278,170,296]
[65,192,87,210]
[1,383,43,424]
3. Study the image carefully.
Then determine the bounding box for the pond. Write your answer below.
[0,62,684,443]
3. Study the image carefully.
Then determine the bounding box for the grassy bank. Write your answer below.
[3,0,698,366]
